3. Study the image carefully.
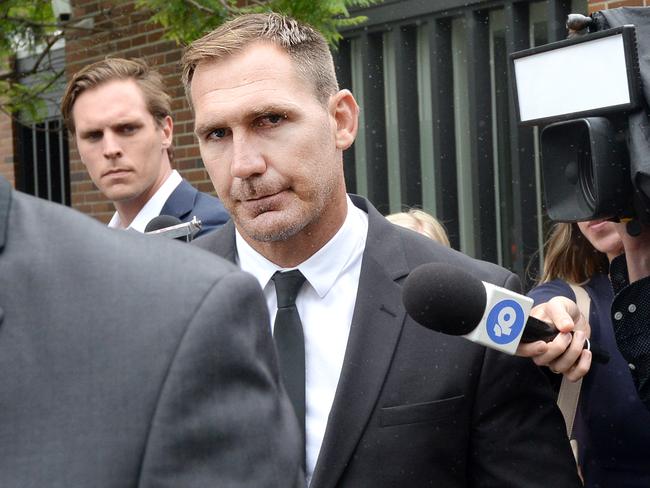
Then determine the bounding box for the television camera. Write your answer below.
[510,8,650,234]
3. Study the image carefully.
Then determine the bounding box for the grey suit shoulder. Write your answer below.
[0,180,302,487]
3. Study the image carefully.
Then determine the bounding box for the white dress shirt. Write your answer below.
[108,170,183,232]
[236,195,369,481]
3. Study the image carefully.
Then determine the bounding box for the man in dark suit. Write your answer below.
[61,57,229,237]
[183,13,582,487]
[0,175,301,487]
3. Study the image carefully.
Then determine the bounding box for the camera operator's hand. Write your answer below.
[517,296,592,382]
[615,221,650,282]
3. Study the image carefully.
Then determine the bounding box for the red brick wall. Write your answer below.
[0,112,15,186]
[0,0,642,210]
[66,0,212,223]
[589,0,649,12]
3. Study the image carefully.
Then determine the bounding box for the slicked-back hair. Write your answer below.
[61,58,172,134]
[61,57,173,161]
[182,13,339,107]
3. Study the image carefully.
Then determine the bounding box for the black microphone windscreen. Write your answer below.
[402,263,487,335]
[145,215,182,233]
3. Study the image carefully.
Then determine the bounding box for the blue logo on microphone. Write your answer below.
[486,300,525,344]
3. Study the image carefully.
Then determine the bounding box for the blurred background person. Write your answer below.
[386,209,450,246]
[527,220,650,487]
[61,58,229,237]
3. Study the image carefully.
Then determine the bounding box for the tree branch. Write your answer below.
[25,32,64,78]
[183,0,218,14]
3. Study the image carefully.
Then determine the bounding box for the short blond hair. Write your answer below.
[387,209,451,247]
[182,13,339,106]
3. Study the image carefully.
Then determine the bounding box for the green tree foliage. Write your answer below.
[136,0,380,47]
[0,0,379,121]
[0,0,62,120]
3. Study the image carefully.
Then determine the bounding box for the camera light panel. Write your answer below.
[511,26,640,126]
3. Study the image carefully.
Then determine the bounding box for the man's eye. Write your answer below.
[208,128,228,139]
[121,125,137,134]
[84,132,102,141]
[255,114,285,127]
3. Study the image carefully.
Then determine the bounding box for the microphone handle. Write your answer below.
[521,316,556,342]
[585,339,610,365]
[522,316,609,364]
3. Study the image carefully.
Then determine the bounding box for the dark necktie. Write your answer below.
[272,269,307,457]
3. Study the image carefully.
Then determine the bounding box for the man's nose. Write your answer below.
[231,134,266,179]
[102,132,123,159]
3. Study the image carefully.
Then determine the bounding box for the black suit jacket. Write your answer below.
[0,177,301,487]
[160,178,229,237]
[194,194,581,487]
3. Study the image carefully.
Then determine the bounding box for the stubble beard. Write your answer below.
[236,199,318,243]
[234,181,334,243]
[249,217,308,242]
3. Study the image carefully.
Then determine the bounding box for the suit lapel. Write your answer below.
[310,196,410,488]
[160,179,196,221]
[194,219,237,264]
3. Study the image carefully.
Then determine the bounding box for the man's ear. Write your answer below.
[160,115,173,148]
[330,89,359,150]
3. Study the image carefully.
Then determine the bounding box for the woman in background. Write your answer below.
[528,220,650,487]
[386,209,450,246]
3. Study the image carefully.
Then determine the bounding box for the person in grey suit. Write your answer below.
[183,12,582,487]
[0,175,301,487]
[61,57,229,237]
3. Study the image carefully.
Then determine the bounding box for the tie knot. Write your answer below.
[272,269,306,308]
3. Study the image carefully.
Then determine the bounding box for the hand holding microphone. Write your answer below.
[402,263,608,377]
[522,296,594,382]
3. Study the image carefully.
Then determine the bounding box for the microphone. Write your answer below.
[145,215,183,232]
[402,262,609,364]
[144,215,202,242]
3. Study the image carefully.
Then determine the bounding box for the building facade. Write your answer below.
[1,0,646,284]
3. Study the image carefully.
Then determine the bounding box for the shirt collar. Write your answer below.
[236,195,368,296]
[108,170,183,232]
